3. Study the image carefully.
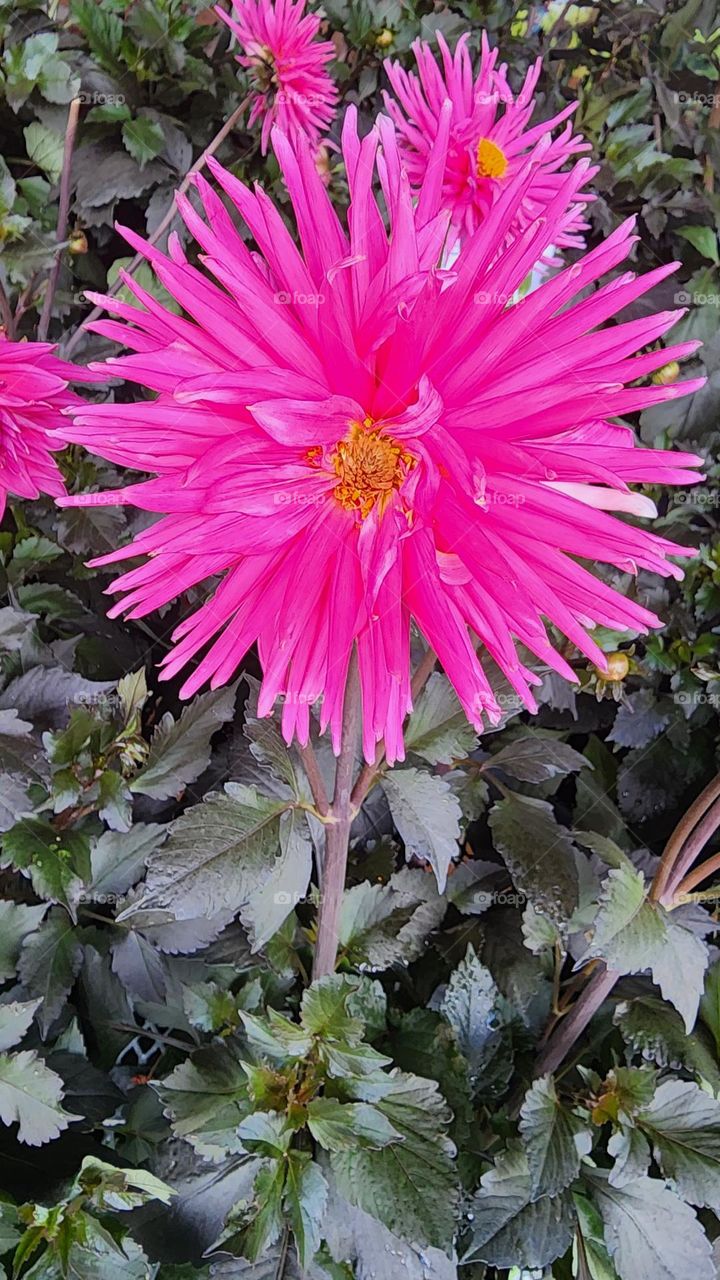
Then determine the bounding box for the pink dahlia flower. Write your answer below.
[0,337,88,519]
[384,32,593,251]
[60,111,702,764]
[218,0,338,153]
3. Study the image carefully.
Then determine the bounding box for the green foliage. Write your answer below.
[0,0,719,1275]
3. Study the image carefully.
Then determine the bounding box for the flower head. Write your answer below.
[218,0,338,152]
[0,337,87,519]
[61,110,702,765]
[384,32,593,251]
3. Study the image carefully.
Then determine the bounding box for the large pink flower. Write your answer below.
[0,338,87,519]
[60,111,702,765]
[218,0,338,152]
[384,32,593,251]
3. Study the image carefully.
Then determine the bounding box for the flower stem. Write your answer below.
[37,96,82,342]
[650,771,720,903]
[297,742,330,817]
[534,962,620,1078]
[312,651,361,980]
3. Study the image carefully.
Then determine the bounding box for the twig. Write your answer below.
[0,277,15,340]
[534,963,620,1079]
[312,650,361,980]
[670,797,720,899]
[650,771,720,903]
[62,95,250,359]
[37,97,81,342]
[298,742,330,817]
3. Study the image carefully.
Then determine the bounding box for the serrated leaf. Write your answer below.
[301,975,363,1040]
[586,864,708,1031]
[133,783,290,919]
[284,1154,328,1268]
[464,1145,575,1269]
[607,690,672,749]
[0,901,46,983]
[488,794,579,925]
[307,1098,401,1151]
[23,123,64,182]
[88,823,166,899]
[131,683,238,800]
[519,1075,593,1197]
[441,944,503,1080]
[17,908,83,1038]
[382,768,461,891]
[584,1169,714,1280]
[615,996,720,1091]
[241,809,312,952]
[0,1000,41,1051]
[1,819,90,916]
[122,116,165,168]
[637,1080,720,1209]
[330,1072,457,1251]
[158,1046,250,1159]
[0,1050,79,1145]
[404,673,479,764]
[338,871,444,970]
[488,735,589,783]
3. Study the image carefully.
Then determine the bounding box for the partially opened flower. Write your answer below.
[0,337,88,520]
[218,0,338,152]
[384,32,593,251]
[60,110,702,765]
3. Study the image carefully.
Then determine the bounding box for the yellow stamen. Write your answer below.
[331,420,410,519]
[476,137,508,180]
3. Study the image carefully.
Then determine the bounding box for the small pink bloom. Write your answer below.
[0,337,88,519]
[384,32,594,252]
[60,111,702,765]
[218,0,338,152]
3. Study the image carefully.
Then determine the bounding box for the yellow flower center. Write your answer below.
[476,137,508,180]
[330,419,410,519]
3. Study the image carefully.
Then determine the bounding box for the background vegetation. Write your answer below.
[0,0,719,1276]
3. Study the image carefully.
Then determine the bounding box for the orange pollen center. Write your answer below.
[476,137,508,180]
[330,419,411,519]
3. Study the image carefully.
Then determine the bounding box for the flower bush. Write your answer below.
[0,1,719,1278]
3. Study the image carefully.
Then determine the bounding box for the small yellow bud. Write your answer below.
[375,28,394,49]
[69,230,88,255]
[600,651,630,682]
[652,360,680,385]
